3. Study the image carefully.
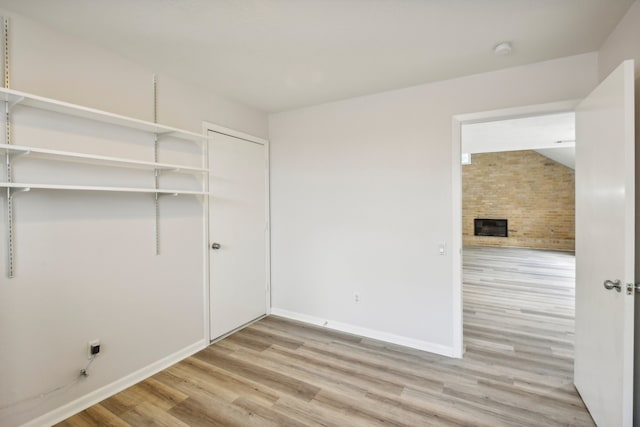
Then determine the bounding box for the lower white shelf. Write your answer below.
[0,144,209,174]
[0,182,208,195]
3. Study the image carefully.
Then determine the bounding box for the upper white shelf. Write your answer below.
[0,144,208,173]
[0,182,208,195]
[0,87,208,143]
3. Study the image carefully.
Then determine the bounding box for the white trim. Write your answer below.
[22,339,207,427]
[270,308,456,357]
[203,122,268,146]
[202,122,271,340]
[450,98,581,359]
[451,119,463,358]
[201,122,211,345]
[265,138,272,315]
[453,99,581,125]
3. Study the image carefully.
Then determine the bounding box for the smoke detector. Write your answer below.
[494,42,513,56]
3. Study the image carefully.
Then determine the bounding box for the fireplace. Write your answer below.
[474,218,508,237]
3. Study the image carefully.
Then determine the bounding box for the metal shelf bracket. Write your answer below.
[6,95,23,110]
[154,133,173,143]
[8,149,30,160]
[9,187,30,195]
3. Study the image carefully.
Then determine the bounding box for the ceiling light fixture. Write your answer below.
[494,42,513,56]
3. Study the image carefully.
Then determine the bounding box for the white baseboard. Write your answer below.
[269,308,455,357]
[21,311,454,426]
[21,339,208,427]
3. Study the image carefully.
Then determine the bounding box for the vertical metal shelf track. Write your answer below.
[154,136,160,255]
[153,74,160,255]
[2,17,15,278]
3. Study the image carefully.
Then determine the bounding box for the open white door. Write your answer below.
[574,60,635,426]
[208,130,268,340]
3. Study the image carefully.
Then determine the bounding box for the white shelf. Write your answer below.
[1,86,211,276]
[0,182,207,195]
[0,87,208,143]
[0,144,208,173]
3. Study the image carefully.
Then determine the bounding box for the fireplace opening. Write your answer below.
[474,218,508,237]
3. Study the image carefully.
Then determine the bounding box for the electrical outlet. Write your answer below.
[88,339,100,359]
[354,292,360,303]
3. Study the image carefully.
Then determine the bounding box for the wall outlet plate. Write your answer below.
[88,339,100,359]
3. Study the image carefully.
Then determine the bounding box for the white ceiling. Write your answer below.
[0,0,633,112]
[462,112,575,153]
[461,112,576,169]
[536,147,575,169]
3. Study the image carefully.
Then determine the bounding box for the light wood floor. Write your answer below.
[57,246,594,426]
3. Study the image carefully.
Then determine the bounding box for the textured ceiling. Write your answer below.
[0,0,633,112]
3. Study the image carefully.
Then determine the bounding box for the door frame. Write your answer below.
[201,122,271,343]
[450,99,580,358]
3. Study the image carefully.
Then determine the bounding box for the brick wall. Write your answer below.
[462,150,575,251]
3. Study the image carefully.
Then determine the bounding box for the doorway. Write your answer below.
[453,60,636,424]
[451,100,580,357]
[459,111,579,387]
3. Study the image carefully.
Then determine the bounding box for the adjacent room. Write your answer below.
[460,113,579,419]
[0,1,639,426]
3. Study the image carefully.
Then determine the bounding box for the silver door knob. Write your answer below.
[211,243,221,250]
[603,279,622,292]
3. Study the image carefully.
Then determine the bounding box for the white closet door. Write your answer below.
[208,131,267,340]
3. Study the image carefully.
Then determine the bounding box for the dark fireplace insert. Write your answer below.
[474,218,508,237]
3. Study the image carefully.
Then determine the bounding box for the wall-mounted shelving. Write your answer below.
[0,182,207,195]
[0,87,207,142]
[0,144,208,173]
[1,86,210,278]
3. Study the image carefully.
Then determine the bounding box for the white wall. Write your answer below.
[5,9,268,139]
[269,52,598,355]
[598,0,640,80]
[0,10,267,427]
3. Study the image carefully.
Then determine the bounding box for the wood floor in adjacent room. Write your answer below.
[58,246,594,426]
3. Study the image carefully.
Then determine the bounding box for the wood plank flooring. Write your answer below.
[57,246,594,426]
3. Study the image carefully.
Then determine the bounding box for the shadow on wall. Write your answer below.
[462,150,575,252]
